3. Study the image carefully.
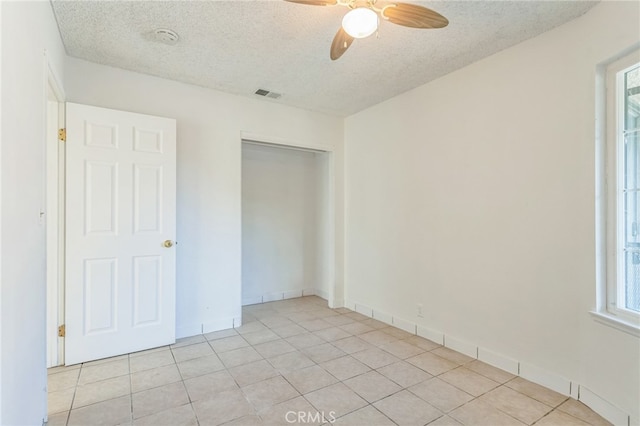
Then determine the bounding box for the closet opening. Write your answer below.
[241,140,332,307]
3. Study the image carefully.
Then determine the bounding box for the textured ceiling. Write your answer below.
[51,0,598,116]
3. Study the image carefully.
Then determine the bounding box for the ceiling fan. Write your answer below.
[285,0,449,60]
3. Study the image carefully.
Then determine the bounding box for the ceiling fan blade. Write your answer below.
[284,0,338,6]
[381,3,449,29]
[330,27,354,60]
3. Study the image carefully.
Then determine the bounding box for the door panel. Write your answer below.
[133,165,163,233]
[85,161,118,235]
[65,103,176,365]
[84,258,117,334]
[132,255,162,326]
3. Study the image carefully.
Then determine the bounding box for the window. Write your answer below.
[594,50,640,335]
[615,60,640,317]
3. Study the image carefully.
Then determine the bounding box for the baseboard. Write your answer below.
[354,303,373,317]
[242,296,262,306]
[262,292,283,303]
[284,290,303,300]
[233,317,242,328]
[477,347,519,376]
[242,288,326,307]
[417,325,445,345]
[203,317,235,334]
[302,288,316,296]
[373,309,393,325]
[176,316,239,339]
[242,288,327,306]
[347,299,632,424]
[175,323,203,340]
[344,299,356,311]
[578,385,630,426]
[445,336,478,359]
[330,298,345,309]
[519,362,571,397]
[393,316,417,334]
[570,381,580,400]
[314,288,329,300]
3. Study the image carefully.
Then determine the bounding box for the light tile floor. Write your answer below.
[47,296,612,426]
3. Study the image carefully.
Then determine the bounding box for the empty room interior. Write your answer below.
[1,0,639,425]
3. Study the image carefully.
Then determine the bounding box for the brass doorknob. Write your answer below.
[163,240,174,248]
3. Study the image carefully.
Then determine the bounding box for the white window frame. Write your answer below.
[592,49,640,337]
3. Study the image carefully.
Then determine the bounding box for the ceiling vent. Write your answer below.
[254,89,282,99]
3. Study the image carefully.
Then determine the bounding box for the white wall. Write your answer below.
[64,58,344,336]
[0,1,66,424]
[242,143,325,303]
[344,1,640,423]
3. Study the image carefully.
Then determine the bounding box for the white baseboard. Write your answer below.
[175,323,203,340]
[284,290,303,300]
[203,317,235,334]
[330,298,344,309]
[477,347,519,376]
[570,381,580,400]
[314,288,329,300]
[579,385,629,426]
[445,336,478,359]
[373,309,393,325]
[519,362,571,397]
[417,325,445,345]
[393,316,417,334]
[344,299,356,311]
[263,292,284,303]
[242,288,327,307]
[242,296,263,306]
[355,303,373,317]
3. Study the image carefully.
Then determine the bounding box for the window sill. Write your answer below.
[590,311,640,337]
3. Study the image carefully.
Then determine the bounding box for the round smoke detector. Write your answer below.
[153,28,179,45]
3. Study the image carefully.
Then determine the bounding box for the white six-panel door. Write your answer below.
[65,103,176,365]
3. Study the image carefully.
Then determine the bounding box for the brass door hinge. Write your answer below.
[58,324,65,337]
[58,128,66,142]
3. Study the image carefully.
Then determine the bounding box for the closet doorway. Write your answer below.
[241,140,332,306]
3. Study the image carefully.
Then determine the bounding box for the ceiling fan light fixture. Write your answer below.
[342,7,378,39]
[153,28,179,45]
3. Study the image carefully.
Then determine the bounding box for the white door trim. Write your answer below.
[239,131,339,308]
[240,131,335,153]
[45,51,66,368]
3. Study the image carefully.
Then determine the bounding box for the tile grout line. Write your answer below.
[127,353,133,424]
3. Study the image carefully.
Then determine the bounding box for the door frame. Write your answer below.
[45,51,66,368]
[239,131,340,308]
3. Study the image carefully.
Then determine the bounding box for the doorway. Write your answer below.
[241,140,332,306]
